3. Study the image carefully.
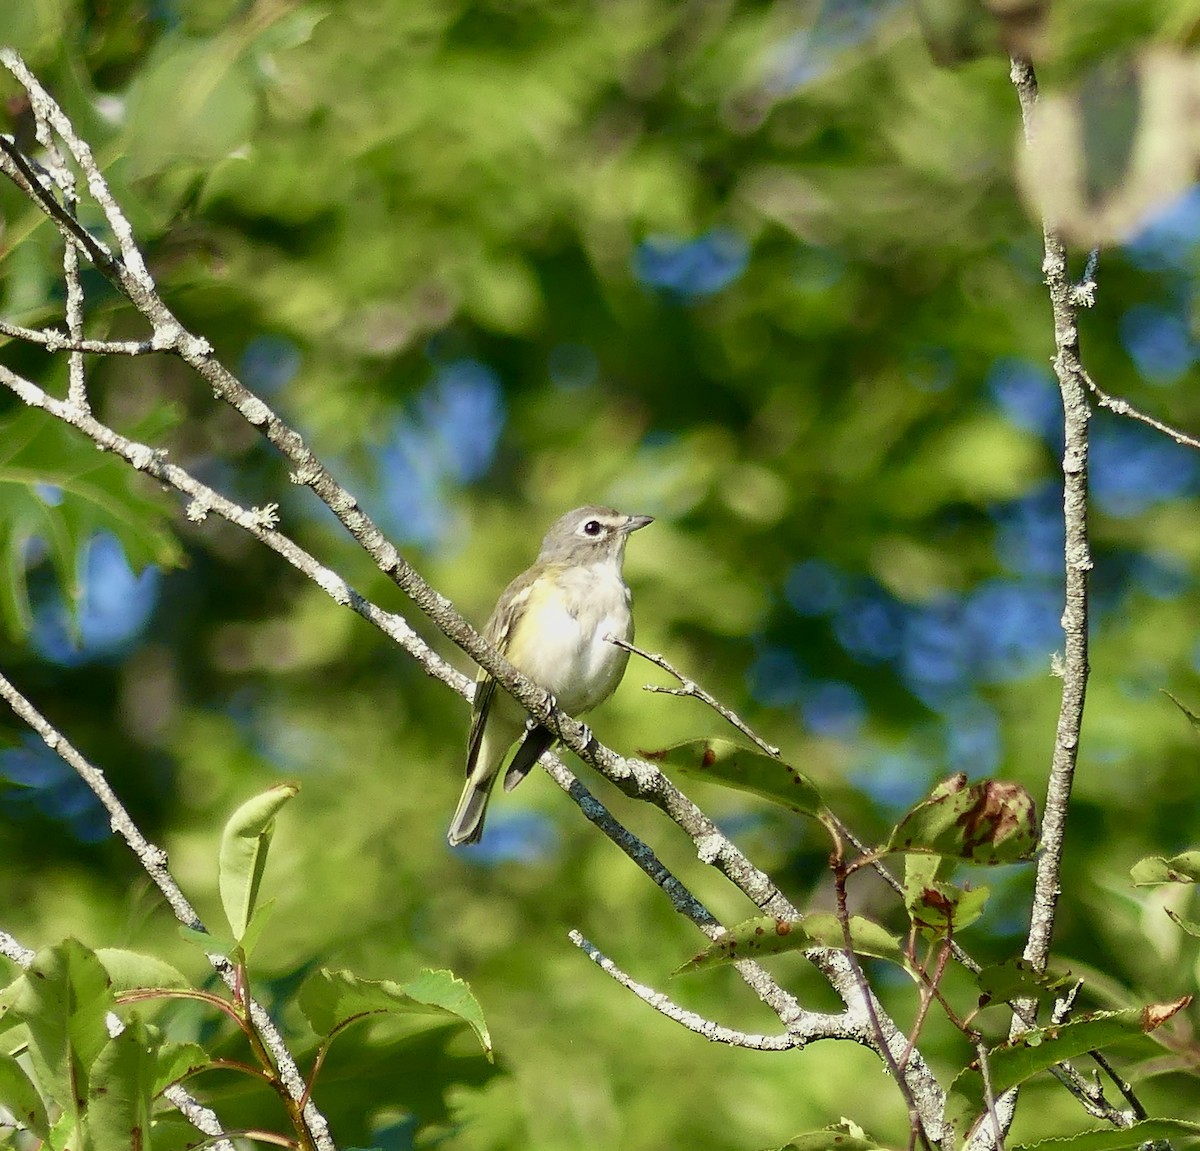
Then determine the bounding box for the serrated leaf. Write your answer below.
[1011,1117,1200,1151]
[0,940,113,1124]
[218,783,298,943]
[975,958,1074,1008]
[86,1015,156,1149]
[947,998,1191,1130]
[0,1051,50,1140]
[1130,851,1200,886]
[678,915,904,974]
[0,407,183,640]
[298,968,492,1061]
[640,738,822,816]
[95,949,189,993]
[886,774,1038,864]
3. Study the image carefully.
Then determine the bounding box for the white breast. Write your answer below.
[512,566,633,716]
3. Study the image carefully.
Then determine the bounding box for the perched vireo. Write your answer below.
[447,505,653,846]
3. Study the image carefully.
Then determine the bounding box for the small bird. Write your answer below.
[447,505,653,846]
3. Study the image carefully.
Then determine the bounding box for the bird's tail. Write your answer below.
[447,774,495,846]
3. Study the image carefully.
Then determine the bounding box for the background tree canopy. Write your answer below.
[4,1,1200,1147]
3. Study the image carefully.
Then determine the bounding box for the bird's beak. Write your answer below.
[623,514,654,533]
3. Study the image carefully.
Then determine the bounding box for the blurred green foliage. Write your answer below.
[4,0,1200,1146]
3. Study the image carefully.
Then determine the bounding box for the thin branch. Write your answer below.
[1083,368,1200,452]
[1010,54,1092,985]
[609,635,781,757]
[567,931,843,1050]
[832,856,933,1151]
[977,1039,1004,1151]
[0,925,236,1150]
[964,52,1144,1151]
[0,671,336,1151]
[0,319,159,355]
[25,100,89,412]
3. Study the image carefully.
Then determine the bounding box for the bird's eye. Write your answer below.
[583,520,602,536]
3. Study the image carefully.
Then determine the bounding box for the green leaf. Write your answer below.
[125,34,260,175]
[298,968,492,1061]
[1011,1118,1200,1151]
[95,949,190,993]
[886,774,1038,864]
[678,914,904,974]
[0,407,183,640]
[86,1015,157,1150]
[154,1040,210,1094]
[640,738,822,816]
[0,1051,51,1140]
[1130,850,1200,886]
[947,998,1191,1130]
[974,958,1074,1009]
[0,940,114,1122]
[218,783,299,943]
[780,1119,890,1151]
[903,855,989,939]
[177,924,238,958]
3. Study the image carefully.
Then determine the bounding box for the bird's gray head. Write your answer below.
[536,505,654,566]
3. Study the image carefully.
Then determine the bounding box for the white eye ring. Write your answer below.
[582,520,603,536]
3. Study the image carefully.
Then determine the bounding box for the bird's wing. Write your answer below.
[464,570,538,778]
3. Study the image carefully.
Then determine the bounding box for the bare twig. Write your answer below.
[1083,368,1200,452]
[567,931,841,1050]
[832,856,933,1151]
[1010,53,1092,988]
[968,53,1145,1151]
[977,1039,1004,1151]
[0,925,236,1150]
[609,635,781,757]
[26,106,88,412]
[0,319,158,355]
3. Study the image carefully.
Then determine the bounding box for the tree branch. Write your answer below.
[1082,368,1200,452]
[567,931,856,1050]
[609,636,781,757]
[1009,52,1092,990]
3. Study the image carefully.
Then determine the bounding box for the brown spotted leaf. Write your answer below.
[886,775,1038,864]
[974,957,1074,1010]
[1130,850,1200,886]
[641,738,822,817]
[676,913,903,975]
